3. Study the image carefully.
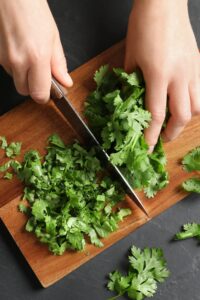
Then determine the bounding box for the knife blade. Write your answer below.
[50,77,149,217]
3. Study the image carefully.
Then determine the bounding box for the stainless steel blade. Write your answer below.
[51,78,149,217]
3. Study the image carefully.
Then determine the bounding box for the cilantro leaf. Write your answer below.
[18,203,29,214]
[3,172,13,180]
[107,245,170,300]
[175,223,200,240]
[0,160,12,172]
[94,65,109,87]
[182,178,200,193]
[182,147,200,172]
[5,142,21,158]
[0,136,7,149]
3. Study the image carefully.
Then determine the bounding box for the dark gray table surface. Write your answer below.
[1,1,200,299]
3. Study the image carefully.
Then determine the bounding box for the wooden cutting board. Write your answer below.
[0,40,199,288]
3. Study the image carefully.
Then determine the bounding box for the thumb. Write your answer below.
[51,36,73,88]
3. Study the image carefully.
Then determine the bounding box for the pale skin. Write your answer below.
[0,0,199,150]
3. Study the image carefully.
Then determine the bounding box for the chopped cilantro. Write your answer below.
[182,147,200,172]
[175,223,200,240]
[0,136,8,149]
[3,172,13,180]
[175,147,200,243]
[181,147,200,193]
[5,141,22,158]
[15,134,131,255]
[85,66,168,197]
[182,178,200,193]
[107,245,170,300]
[0,160,12,172]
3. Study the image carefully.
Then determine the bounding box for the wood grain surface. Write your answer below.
[0,40,199,287]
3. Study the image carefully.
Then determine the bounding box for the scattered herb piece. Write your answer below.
[3,172,13,180]
[107,245,170,300]
[175,223,200,241]
[182,178,200,193]
[16,134,131,255]
[175,148,200,243]
[0,160,12,172]
[181,147,200,193]
[182,147,200,172]
[5,141,22,158]
[0,136,7,149]
[85,66,168,198]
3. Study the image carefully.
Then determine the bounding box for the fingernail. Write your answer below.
[65,73,73,86]
[148,145,154,154]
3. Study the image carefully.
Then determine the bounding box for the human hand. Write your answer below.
[125,0,200,152]
[0,0,73,104]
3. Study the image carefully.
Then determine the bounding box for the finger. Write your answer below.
[12,68,29,96]
[51,36,73,87]
[189,80,200,116]
[124,47,137,73]
[162,81,191,142]
[144,75,167,151]
[124,57,137,73]
[28,61,51,104]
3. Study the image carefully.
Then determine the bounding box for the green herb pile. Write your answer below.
[182,147,200,193]
[85,66,168,198]
[107,245,170,300]
[8,134,131,255]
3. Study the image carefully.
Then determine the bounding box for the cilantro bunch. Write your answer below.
[16,134,131,255]
[181,147,200,193]
[85,66,168,198]
[107,245,170,300]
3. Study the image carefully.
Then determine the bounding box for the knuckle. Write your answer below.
[176,112,191,126]
[145,63,169,82]
[28,47,47,64]
[7,52,24,69]
[151,111,166,124]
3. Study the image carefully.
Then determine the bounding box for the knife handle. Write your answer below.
[50,77,66,101]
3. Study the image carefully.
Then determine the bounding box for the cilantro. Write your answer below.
[107,245,170,300]
[182,147,200,172]
[18,203,29,214]
[181,147,200,193]
[15,134,131,255]
[0,160,12,172]
[3,172,13,180]
[85,66,168,198]
[175,147,200,244]
[5,142,22,158]
[0,136,7,149]
[175,223,200,240]
[0,137,21,177]
[182,178,200,193]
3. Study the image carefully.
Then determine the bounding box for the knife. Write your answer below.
[50,77,149,217]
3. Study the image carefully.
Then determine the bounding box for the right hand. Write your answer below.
[0,0,73,104]
[125,0,200,151]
